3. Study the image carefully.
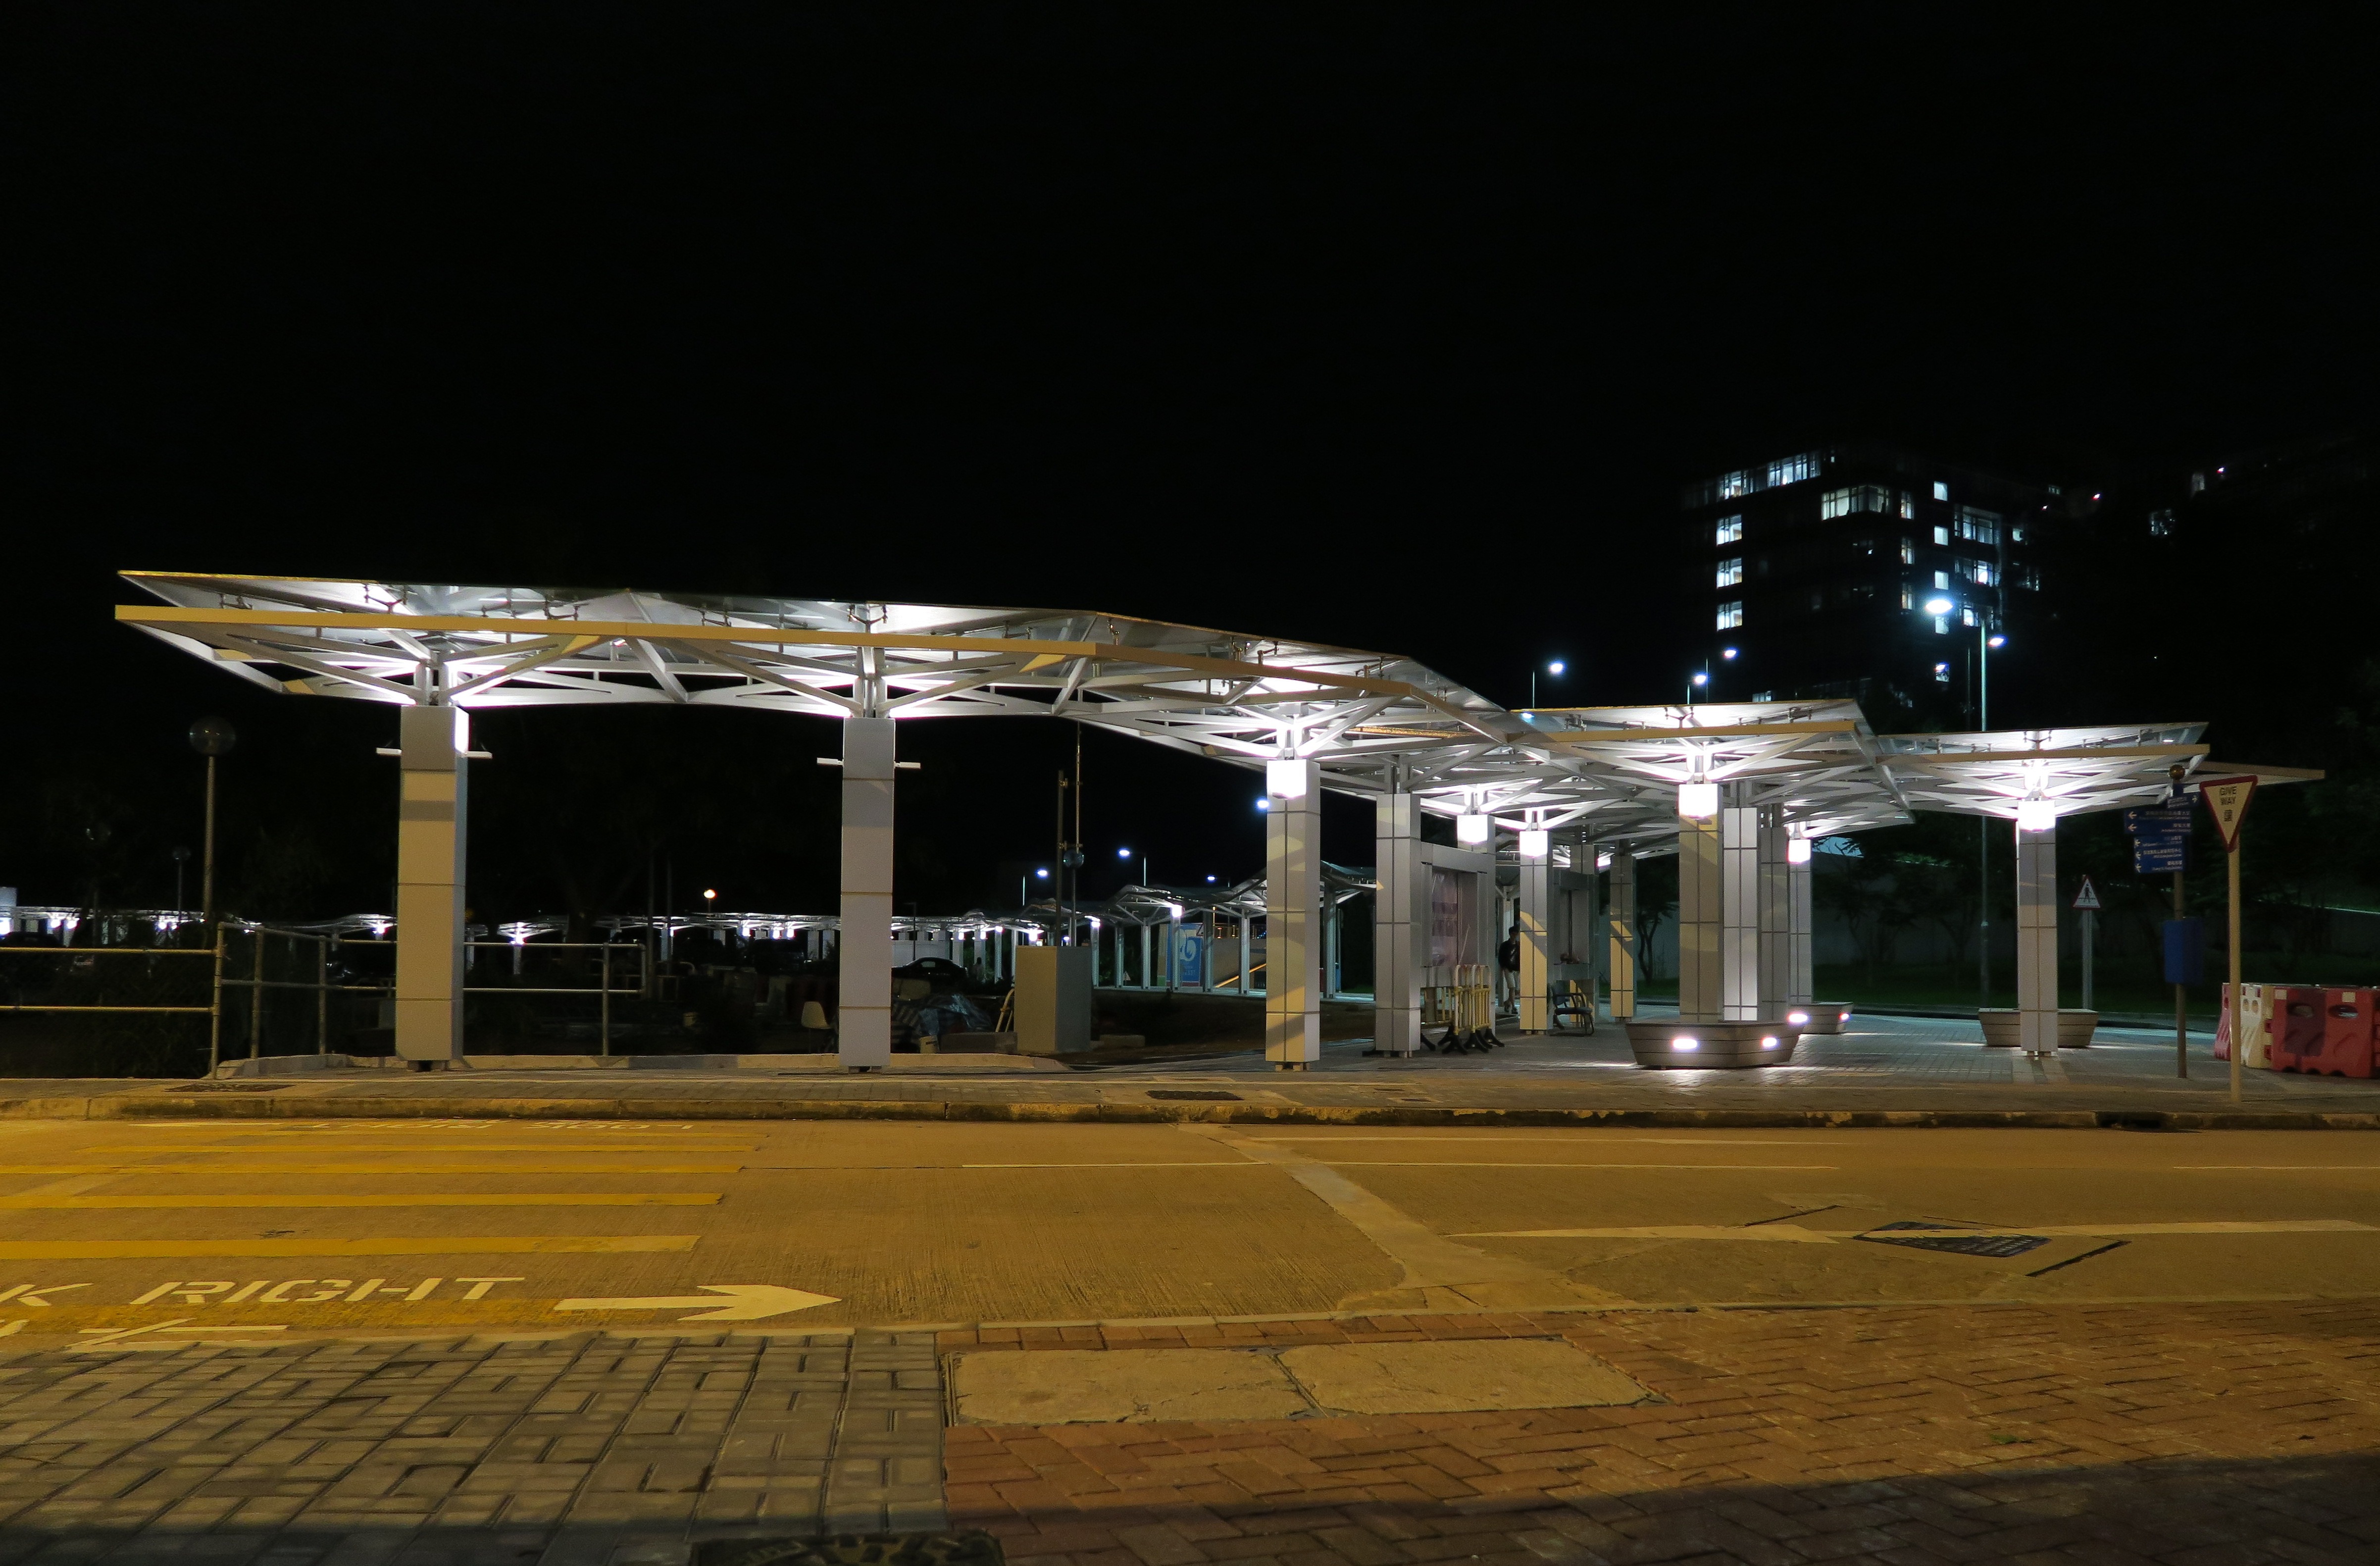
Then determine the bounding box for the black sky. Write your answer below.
[6,11,2374,919]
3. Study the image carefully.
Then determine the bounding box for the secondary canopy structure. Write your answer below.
[119,572,2299,1067]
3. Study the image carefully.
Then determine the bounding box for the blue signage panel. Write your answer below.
[2163,918,2205,985]
[2125,802,2193,876]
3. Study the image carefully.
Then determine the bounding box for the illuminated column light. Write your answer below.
[2015,799,2056,834]
[1678,780,1719,818]
[1786,835,1814,865]
[1456,813,1490,845]
[1518,829,1549,860]
[1266,759,1310,800]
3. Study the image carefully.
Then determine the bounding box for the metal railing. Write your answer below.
[3,927,653,1075]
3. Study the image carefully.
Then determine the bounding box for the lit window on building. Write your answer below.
[1963,607,1978,626]
[2148,509,2175,536]
[1933,570,1950,590]
[1934,615,1951,634]
[1955,506,2001,545]
[1934,662,1952,683]
[1716,557,1743,588]
[1900,493,1915,519]
[2013,565,2042,590]
[1932,481,1950,501]
[1899,587,1913,610]
[1717,601,1744,630]
[1899,537,1915,564]
[1931,525,1950,546]
[1751,690,1773,702]
[1685,452,1828,507]
[1715,515,1743,545]
[2010,524,2026,542]
[1767,452,1823,487]
[1820,485,1890,520]
[1971,560,1997,586]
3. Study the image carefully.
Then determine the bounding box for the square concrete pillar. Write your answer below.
[1789,847,1814,1007]
[1677,794,1723,1024]
[395,704,468,1062]
[1606,851,1637,1021]
[838,715,896,1069]
[1720,785,1760,1023]
[1756,806,1791,1021]
[1265,758,1322,1067]
[2016,819,2059,1055]
[1516,829,1552,1033]
[1372,791,1421,1055]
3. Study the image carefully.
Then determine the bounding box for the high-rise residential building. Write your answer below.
[1676,443,2089,724]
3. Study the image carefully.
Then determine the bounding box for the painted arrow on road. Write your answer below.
[552,1284,840,1321]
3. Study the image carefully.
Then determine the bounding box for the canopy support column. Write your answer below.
[2017,819,2059,1055]
[1265,759,1321,1068]
[394,704,467,1063]
[1789,838,1814,1008]
[1516,825,1551,1033]
[1607,852,1636,1021]
[838,714,895,1070]
[1757,806,1791,1021]
[1373,790,1421,1056]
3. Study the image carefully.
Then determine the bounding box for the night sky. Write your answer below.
[9,13,2374,923]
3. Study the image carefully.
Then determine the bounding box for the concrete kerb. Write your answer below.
[4,1092,2379,1131]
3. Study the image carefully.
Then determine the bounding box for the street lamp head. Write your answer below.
[187,717,237,757]
[1035,867,1050,879]
[1546,660,1565,677]
[703,889,717,901]
[1206,874,1217,883]
[1721,647,1737,660]
[1924,597,1954,616]
[1116,846,1132,859]
[1691,672,1709,687]
[1987,634,2007,648]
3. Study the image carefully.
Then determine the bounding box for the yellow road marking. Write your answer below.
[1461,1219,2379,1240]
[84,1144,759,1154]
[0,1163,742,1175]
[0,1236,699,1259]
[0,1193,721,1208]
[1315,1161,1836,1170]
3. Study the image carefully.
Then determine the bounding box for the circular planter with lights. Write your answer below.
[1977,1008,2099,1048]
[1622,1020,1800,1068]
[1784,1003,1854,1035]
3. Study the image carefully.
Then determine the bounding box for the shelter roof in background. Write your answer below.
[119,574,2286,846]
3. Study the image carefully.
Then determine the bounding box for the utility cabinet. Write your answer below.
[1014,945,1093,1055]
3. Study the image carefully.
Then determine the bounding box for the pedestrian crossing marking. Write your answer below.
[0,1193,721,1208]
[0,1235,699,1259]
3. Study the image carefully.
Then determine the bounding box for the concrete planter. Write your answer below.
[1978,1008,2100,1048]
[1623,1019,1800,1069]
[1786,1003,1853,1035]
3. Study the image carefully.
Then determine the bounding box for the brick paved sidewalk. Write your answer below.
[0,1328,943,1565]
[941,1302,2380,1566]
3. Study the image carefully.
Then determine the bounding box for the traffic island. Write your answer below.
[1622,1019,1799,1068]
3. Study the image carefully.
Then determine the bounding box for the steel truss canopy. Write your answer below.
[118,574,2272,845]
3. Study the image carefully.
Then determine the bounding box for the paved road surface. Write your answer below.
[3,1117,2377,1343]
[3,1115,2378,1565]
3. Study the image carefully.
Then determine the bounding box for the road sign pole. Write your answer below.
[2080,908,2093,1011]
[2227,840,2243,1104]
[2195,776,2259,1105]
[2173,869,2187,1079]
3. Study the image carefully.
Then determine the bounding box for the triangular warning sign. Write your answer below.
[2199,776,2258,853]
[2072,876,2101,911]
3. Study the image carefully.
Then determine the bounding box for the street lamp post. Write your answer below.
[187,718,236,941]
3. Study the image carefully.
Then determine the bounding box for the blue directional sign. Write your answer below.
[2124,801,2192,875]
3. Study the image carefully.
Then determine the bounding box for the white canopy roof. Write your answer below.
[122,574,2281,848]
